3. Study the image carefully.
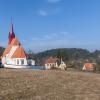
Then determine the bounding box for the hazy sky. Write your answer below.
[0,0,100,52]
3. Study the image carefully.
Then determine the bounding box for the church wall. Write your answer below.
[13,58,28,66]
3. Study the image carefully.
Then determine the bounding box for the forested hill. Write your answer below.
[36,48,90,60]
[35,48,100,65]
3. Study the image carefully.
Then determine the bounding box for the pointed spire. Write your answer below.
[8,17,15,44]
[10,17,13,34]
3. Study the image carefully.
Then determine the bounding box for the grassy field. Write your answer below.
[0,69,100,100]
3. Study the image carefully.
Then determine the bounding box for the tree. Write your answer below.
[27,49,35,59]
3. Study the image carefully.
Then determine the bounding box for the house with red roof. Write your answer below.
[2,19,35,68]
[82,63,96,71]
[45,57,58,69]
[45,57,66,70]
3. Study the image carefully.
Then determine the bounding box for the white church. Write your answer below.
[2,20,35,68]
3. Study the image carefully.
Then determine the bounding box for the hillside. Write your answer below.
[35,48,100,66]
[0,69,100,100]
[36,48,90,59]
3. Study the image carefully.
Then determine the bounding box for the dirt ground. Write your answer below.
[0,69,100,100]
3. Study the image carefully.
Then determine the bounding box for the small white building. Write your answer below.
[82,63,96,71]
[2,20,35,68]
[59,59,66,70]
[45,57,66,70]
[45,57,58,69]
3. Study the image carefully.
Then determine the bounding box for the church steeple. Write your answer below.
[8,18,15,44]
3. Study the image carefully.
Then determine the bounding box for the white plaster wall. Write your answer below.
[2,57,6,65]
[27,59,35,66]
[82,65,86,70]
[45,64,51,69]
[13,58,28,65]
[59,63,66,70]
[4,64,30,68]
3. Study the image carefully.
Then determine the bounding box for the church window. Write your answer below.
[17,59,19,65]
[21,59,24,65]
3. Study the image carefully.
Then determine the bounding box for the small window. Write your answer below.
[17,59,19,65]
[14,59,16,65]
[21,59,24,65]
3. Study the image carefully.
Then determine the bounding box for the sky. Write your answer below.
[0,0,100,52]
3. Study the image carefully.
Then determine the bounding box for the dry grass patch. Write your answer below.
[0,69,100,100]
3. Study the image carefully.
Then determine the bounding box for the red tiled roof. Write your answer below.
[10,37,20,46]
[3,37,20,56]
[84,63,95,69]
[3,44,12,56]
[45,57,58,63]
[11,46,27,58]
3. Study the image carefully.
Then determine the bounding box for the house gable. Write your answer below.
[11,46,27,58]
